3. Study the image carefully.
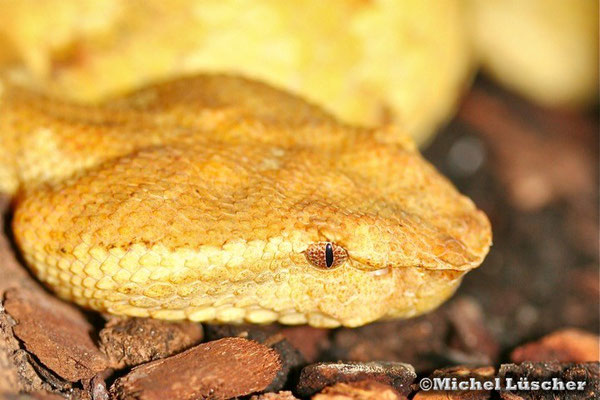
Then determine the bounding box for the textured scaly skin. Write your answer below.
[1,75,491,327]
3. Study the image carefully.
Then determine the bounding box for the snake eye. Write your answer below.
[305,242,348,270]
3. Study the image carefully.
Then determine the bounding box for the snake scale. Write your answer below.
[0,74,491,328]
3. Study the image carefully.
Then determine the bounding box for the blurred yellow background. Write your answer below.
[0,0,597,145]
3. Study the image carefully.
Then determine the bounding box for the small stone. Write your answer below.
[297,361,416,397]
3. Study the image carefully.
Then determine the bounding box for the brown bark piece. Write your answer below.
[297,361,415,397]
[330,313,450,373]
[0,307,31,394]
[0,392,67,400]
[250,391,299,400]
[510,329,600,363]
[498,362,599,400]
[1,196,110,395]
[413,366,495,400]
[460,88,598,213]
[570,267,600,304]
[111,337,281,400]
[280,326,329,363]
[331,298,497,373]
[264,334,305,392]
[204,324,305,391]
[447,297,500,365]
[23,392,66,400]
[99,317,203,368]
[203,323,281,343]
[3,288,109,383]
[312,380,405,400]
[0,196,48,394]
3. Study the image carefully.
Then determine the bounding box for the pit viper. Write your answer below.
[0,74,491,328]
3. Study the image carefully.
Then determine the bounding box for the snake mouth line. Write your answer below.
[345,256,393,276]
[345,254,396,274]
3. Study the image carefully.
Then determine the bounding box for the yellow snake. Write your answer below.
[0,74,491,328]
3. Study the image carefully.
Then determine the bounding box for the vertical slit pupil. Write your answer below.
[325,242,334,268]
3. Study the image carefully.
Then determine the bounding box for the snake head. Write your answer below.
[9,75,491,328]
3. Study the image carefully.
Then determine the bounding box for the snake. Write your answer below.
[0,74,491,328]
